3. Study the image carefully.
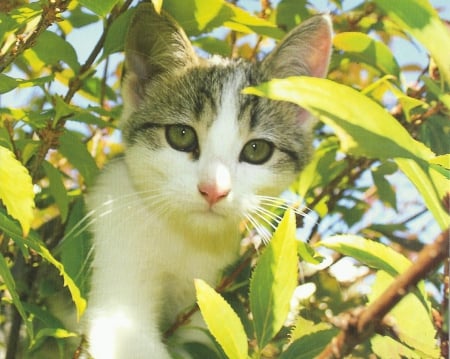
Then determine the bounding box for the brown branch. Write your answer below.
[0,0,70,73]
[28,0,133,179]
[316,228,450,359]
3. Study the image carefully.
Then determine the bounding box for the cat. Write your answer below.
[81,2,332,358]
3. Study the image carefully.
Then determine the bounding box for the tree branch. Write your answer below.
[316,228,449,359]
[0,0,70,73]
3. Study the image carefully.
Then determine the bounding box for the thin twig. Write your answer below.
[63,0,133,103]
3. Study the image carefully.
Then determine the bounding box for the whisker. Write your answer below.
[256,195,318,224]
[253,205,283,224]
[58,189,169,248]
[244,213,272,244]
[252,208,279,231]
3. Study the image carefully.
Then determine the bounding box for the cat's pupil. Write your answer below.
[165,124,199,155]
[240,139,274,165]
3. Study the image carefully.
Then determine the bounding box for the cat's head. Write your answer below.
[120,3,332,237]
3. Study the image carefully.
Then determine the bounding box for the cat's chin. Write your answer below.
[181,205,240,230]
[191,207,233,222]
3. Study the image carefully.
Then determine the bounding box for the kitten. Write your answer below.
[82,2,332,358]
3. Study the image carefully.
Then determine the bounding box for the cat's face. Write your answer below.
[123,62,311,233]
[120,4,332,235]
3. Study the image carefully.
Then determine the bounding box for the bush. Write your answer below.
[0,0,448,358]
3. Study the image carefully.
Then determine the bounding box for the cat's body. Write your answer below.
[83,3,332,358]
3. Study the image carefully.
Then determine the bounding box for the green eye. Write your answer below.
[165,125,199,154]
[240,139,274,165]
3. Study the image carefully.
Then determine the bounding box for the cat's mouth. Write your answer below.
[199,207,227,218]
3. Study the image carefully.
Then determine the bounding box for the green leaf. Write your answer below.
[183,341,225,359]
[195,279,248,359]
[0,74,19,94]
[0,74,53,94]
[223,3,284,39]
[244,77,433,161]
[31,327,78,351]
[79,0,120,17]
[0,146,35,236]
[42,161,69,222]
[193,37,232,57]
[318,235,410,276]
[430,154,450,169]
[250,209,298,350]
[369,271,439,358]
[59,197,92,298]
[419,114,450,155]
[374,0,450,84]
[297,240,323,265]
[0,211,87,319]
[164,0,283,39]
[66,6,100,28]
[243,77,449,229]
[333,32,400,79]
[102,8,136,58]
[422,76,450,109]
[371,164,397,210]
[58,130,98,187]
[0,3,42,43]
[395,157,449,229]
[361,76,427,122]
[25,31,80,71]
[295,137,339,199]
[371,335,423,359]
[290,316,331,342]
[276,0,309,31]
[279,328,338,359]
[0,253,34,338]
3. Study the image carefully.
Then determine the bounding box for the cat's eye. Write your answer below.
[239,139,274,165]
[165,125,199,154]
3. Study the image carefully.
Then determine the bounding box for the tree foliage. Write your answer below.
[0,0,448,358]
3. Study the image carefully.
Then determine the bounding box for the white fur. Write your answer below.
[83,74,293,358]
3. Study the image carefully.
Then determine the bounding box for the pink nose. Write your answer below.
[198,183,230,206]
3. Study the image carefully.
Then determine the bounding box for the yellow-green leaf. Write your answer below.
[244,77,433,161]
[0,74,18,94]
[243,77,449,229]
[0,211,87,319]
[163,0,283,39]
[153,0,163,13]
[374,0,450,84]
[195,279,248,359]
[369,271,439,358]
[333,32,400,79]
[429,154,450,169]
[250,209,298,350]
[0,146,35,236]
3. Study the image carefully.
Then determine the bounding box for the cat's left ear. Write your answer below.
[122,2,198,111]
[262,15,333,80]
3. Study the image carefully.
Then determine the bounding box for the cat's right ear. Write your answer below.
[122,2,198,109]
